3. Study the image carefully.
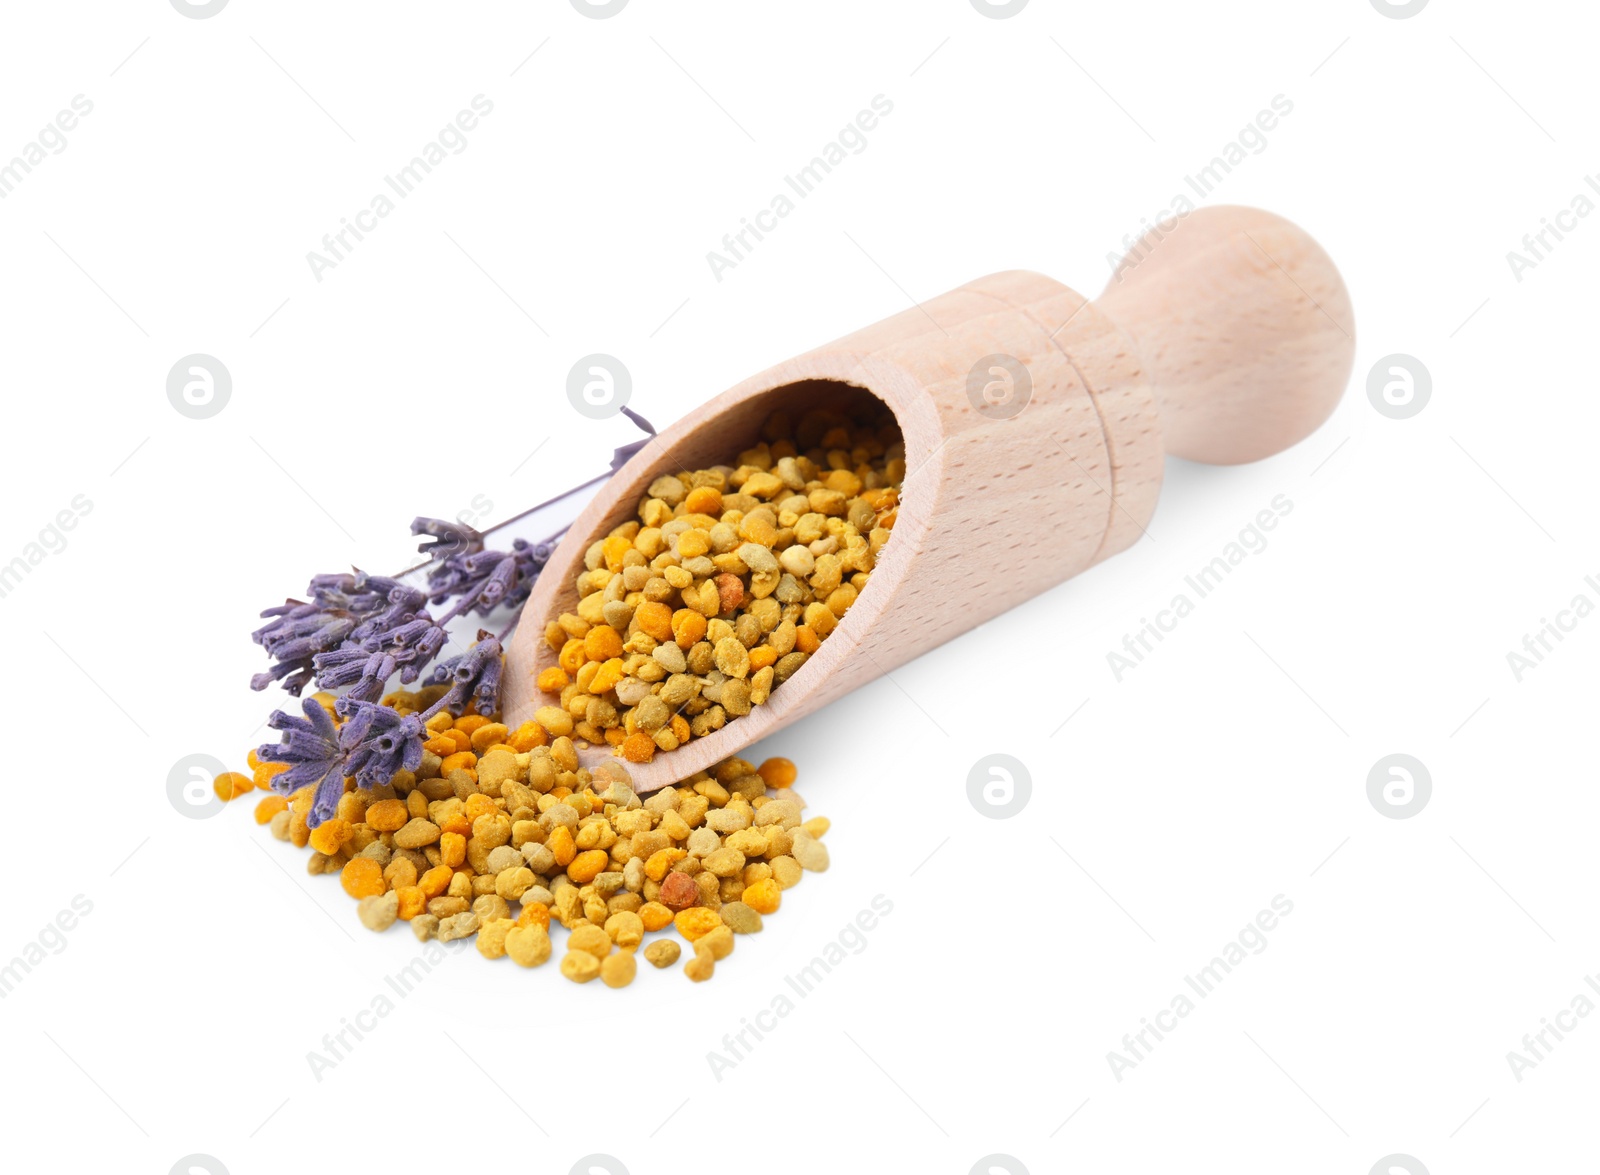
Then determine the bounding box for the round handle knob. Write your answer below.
[1095,205,1356,465]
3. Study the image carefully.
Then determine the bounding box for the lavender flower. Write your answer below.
[427,636,505,716]
[345,577,426,641]
[256,697,347,826]
[311,574,447,697]
[247,408,655,826]
[256,695,436,827]
[425,549,518,614]
[249,604,352,695]
[250,573,402,696]
[335,698,426,794]
[503,537,556,611]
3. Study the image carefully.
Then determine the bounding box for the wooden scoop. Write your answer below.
[504,205,1355,791]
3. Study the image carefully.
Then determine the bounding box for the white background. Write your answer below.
[1,1,1595,1173]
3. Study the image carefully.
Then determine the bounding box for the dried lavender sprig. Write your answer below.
[259,636,503,827]
[250,409,656,825]
[252,407,656,699]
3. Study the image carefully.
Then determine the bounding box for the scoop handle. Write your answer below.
[1094,205,1356,465]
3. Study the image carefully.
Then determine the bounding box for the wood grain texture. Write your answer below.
[504,205,1355,790]
[1096,205,1356,465]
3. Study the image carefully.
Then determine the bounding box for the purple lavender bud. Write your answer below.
[349,652,398,702]
[265,629,347,664]
[250,601,310,645]
[395,625,449,685]
[452,642,490,683]
[251,661,304,692]
[413,626,448,661]
[334,696,379,745]
[386,617,435,648]
[472,653,503,716]
[255,610,355,653]
[461,550,505,576]
[310,647,368,689]
[474,555,519,611]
